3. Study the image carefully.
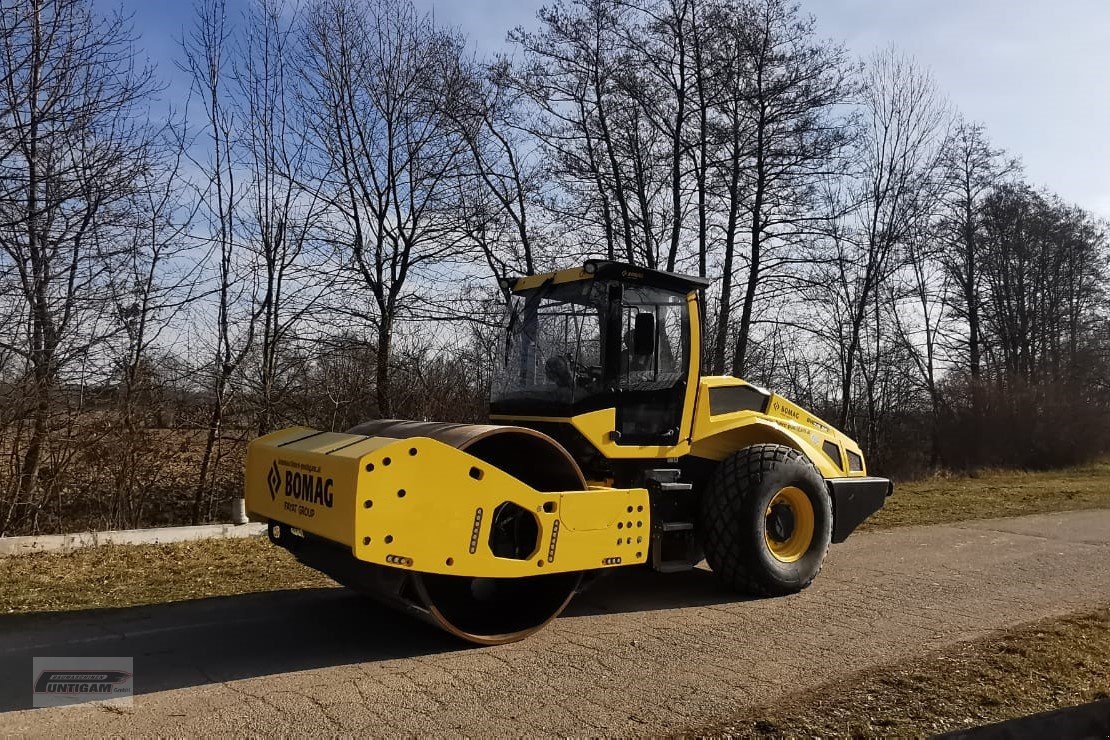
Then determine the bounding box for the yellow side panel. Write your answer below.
[688,383,843,478]
[246,429,650,577]
[488,408,692,459]
[352,438,649,576]
[687,380,871,479]
[571,408,691,459]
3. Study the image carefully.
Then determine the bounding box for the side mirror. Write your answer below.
[632,312,655,356]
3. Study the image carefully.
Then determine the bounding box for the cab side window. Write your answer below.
[618,298,687,389]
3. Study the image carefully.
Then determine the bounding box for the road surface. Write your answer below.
[2,510,1109,735]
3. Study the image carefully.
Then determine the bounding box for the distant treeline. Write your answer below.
[0,0,1106,535]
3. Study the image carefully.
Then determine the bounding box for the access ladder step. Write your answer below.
[644,468,681,483]
[654,561,693,574]
[644,469,693,494]
[651,520,699,573]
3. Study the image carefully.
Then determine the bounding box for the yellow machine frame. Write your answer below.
[247,262,872,572]
[243,259,891,644]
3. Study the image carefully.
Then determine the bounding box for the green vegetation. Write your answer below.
[865,459,1110,531]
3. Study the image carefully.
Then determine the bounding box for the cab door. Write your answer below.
[612,287,690,445]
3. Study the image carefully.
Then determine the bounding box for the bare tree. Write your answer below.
[685,0,723,279]
[889,223,950,465]
[708,0,853,375]
[727,0,853,376]
[182,0,255,523]
[937,119,1017,380]
[105,135,200,528]
[0,0,155,533]
[978,185,1107,384]
[511,0,640,263]
[301,0,469,417]
[449,56,546,286]
[617,0,695,271]
[831,49,949,429]
[236,0,328,435]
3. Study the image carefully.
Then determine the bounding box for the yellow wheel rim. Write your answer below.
[765,486,815,563]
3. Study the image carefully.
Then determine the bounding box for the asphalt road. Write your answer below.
[2,509,1109,735]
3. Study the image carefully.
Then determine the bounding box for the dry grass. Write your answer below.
[0,426,250,537]
[0,536,333,615]
[703,608,1110,737]
[864,458,1110,531]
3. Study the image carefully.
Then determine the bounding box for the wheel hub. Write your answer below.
[766,502,796,542]
[765,486,816,563]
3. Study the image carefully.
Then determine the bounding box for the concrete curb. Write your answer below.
[0,522,266,557]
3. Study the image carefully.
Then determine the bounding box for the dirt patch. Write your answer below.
[700,607,1110,737]
[0,536,333,615]
[866,459,1110,530]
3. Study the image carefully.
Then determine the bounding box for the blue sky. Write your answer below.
[118,0,1110,218]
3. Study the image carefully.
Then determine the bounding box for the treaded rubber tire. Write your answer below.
[699,443,832,596]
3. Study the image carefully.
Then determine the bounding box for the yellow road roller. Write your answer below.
[245,260,891,644]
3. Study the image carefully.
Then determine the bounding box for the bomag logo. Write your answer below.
[285,469,334,507]
[267,461,281,500]
[268,460,335,508]
[772,400,801,421]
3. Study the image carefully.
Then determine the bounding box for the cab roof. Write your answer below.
[508,260,712,295]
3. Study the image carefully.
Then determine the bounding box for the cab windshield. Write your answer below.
[491,278,688,415]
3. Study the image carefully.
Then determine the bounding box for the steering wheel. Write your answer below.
[580,364,603,386]
[545,356,603,389]
[544,356,574,388]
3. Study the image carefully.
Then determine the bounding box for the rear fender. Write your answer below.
[689,419,841,479]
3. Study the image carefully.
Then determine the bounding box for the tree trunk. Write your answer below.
[712,137,743,375]
[838,315,864,429]
[665,21,686,273]
[732,137,766,377]
[18,375,50,502]
[376,318,393,417]
[731,228,760,376]
[964,208,981,380]
[192,399,223,525]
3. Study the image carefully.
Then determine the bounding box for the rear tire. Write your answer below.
[699,444,832,596]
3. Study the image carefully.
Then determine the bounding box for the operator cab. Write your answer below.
[491,260,709,446]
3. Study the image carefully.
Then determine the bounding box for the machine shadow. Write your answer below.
[0,588,453,713]
[567,564,748,617]
[0,566,745,712]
